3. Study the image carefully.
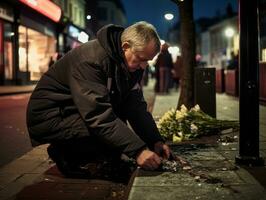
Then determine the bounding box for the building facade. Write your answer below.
[0,0,87,86]
[85,0,127,38]
[200,16,239,69]
[54,0,88,52]
[0,0,62,85]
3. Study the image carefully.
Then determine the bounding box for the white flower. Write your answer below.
[177,131,183,137]
[173,133,183,143]
[190,123,198,133]
[191,104,201,112]
[175,110,184,120]
[157,108,176,126]
[170,108,176,113]
[180,104,188,114]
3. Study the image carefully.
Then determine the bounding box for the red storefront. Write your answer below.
[0,0,62,85]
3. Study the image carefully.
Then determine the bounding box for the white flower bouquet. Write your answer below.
[157,105,239,143]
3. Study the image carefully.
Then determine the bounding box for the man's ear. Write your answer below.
[122,42,131,51]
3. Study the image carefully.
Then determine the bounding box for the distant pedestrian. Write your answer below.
[172,55,182,90]
[154,43,173,93]
[227,51,238,70]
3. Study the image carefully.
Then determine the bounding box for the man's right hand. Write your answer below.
[136,149,162,170]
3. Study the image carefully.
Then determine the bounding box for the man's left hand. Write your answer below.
[154,141,171,159]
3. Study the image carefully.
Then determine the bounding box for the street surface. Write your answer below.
[0,94,32,167]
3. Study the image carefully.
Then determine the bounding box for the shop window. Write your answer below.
[18,26,56,81]
[262,48,266,62]
[18,26,27,72]
[3,22,14,80]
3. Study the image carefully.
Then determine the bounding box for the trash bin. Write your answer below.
[194,67,216,118]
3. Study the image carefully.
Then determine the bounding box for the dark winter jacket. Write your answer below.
[26,24,163,158]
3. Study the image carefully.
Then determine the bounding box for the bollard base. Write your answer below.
[235,155,265,166]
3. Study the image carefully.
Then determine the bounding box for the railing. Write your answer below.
[225,69,239,96]
[215,69,225,93]
[215,63,266,104]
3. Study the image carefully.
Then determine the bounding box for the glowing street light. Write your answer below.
[86,15,91,20]
[225,27,235,60]
[163,13,174,40]
[164,13,174,21]
[225,27,235,38]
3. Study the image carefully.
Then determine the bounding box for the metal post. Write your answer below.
[235,0,264,166]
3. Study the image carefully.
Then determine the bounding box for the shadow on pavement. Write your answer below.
[14,164,135,200]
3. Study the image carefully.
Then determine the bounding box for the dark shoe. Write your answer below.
[95,157,136,183]
[71,156,135,183]
[47,144,91,179]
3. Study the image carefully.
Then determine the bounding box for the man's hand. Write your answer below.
[136,149,162,170]
[154,141,171,159]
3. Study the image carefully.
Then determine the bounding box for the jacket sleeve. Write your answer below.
[123,87,164,149]
[69,62,146,157]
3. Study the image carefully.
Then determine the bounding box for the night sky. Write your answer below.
[121,0,238,39]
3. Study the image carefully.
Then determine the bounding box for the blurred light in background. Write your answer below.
[224,27,235,59]
[160,39,165,45]
[68,25,89,43]
[164,13,174,21]
[19,0,61,22]
[78,31,89,43]
[168,46,180,62]
[225,27,234,38]
[69,25,79,38]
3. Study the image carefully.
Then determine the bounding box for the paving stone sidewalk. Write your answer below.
[128,88,266,200]
[0,79,266,200]
[0,143,129,200]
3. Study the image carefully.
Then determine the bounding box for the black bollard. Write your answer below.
[235,0,264,166]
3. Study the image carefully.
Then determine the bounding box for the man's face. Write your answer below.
[122,41,158,72]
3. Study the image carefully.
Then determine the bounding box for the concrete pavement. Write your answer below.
[0,85,36,96]
[128,87,266,200]
[0,80,266,200]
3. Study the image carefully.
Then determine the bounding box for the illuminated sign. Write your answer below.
[19,0,61,22]
[78,31,89,43]
[68,25,89,43]
[68,25,79,38]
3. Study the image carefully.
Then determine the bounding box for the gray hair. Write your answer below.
[121,21,161,53]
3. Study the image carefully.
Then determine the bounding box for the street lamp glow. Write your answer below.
[160,39,165,45]
[168,46,180,62]
[164,13,174,21]
[86,15,91,20]
[225,27,234,38]
[168,46,180,55]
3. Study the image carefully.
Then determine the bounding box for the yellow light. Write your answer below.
[225,27,235,38]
